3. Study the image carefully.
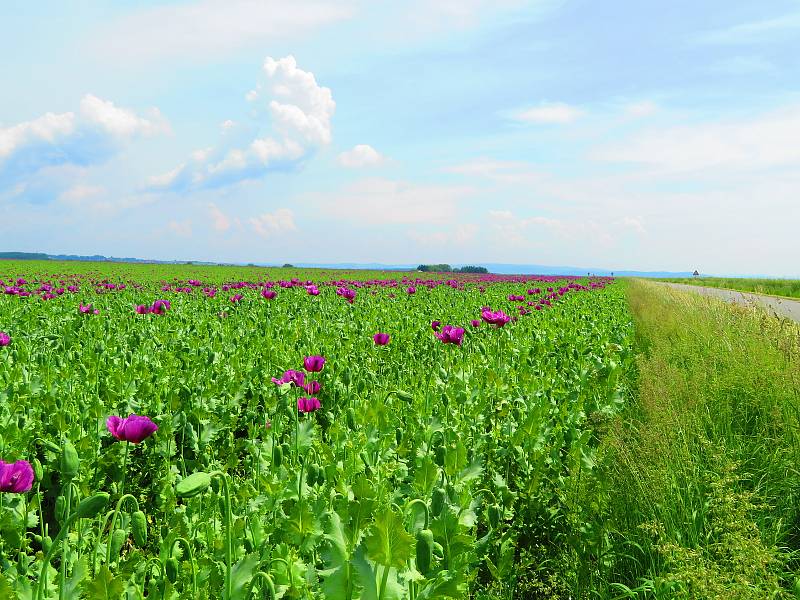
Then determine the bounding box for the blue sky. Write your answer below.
[2,1,799,275]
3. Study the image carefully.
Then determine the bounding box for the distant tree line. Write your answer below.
[416,264,488,273]
[0,252,49,260]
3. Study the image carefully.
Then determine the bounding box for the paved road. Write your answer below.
[656,282,800,323]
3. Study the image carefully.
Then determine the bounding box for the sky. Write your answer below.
[1,1,799,275]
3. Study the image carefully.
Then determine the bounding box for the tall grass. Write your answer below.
[593,279,800,598]
[659,277,800,299]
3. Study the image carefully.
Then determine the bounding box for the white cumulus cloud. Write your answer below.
[0,95,168,193]
[338,144,385,168]
[149,55,333,191]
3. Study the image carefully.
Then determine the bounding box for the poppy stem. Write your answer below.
[119,441,129,500]
[58,482,73,600]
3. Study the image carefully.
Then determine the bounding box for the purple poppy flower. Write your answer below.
[431,320,441,332]
[0,331,10,347]
[407,286,416,295]
[272,369,306,387]
[481,308,511,327]
[0,460,34,493]
[150,299,170,315]
[435,325,465,346]
[373,333,390,346]
[106,414,159,444]
[230,293,243,303]
[304,380,321,394]
[135,304,150,314]
[306,285,320,296]
[470,319,480,328]
[79,304,99,315]
[261,289,277,300]
[303,355,326,372]
[297,397,321,413]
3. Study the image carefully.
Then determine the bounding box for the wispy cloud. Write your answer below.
[511,102,583,124]
[696,12,800,45]
[91,0,356,64]
[442,158,542,184]
[313,177,474,225]
[592,104,800,173]
[248,208,297,238]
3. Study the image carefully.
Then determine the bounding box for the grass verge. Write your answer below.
[594,278,800,598]
[659,277,800,299]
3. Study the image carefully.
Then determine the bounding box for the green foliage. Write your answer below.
[0,261,633,597]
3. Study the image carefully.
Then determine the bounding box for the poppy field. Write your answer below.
[0,262,634,598]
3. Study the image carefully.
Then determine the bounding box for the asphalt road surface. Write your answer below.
[657,282,800,323]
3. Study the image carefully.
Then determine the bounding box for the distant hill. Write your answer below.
[0,252,714,278]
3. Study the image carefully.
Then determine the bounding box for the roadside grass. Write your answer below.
[659,277,800,299]
[594,279,800,598]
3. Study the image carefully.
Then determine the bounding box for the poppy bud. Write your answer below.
[32,458,43,481]
[416,529,435,575]
[395,429,403,446]
[306,464,319,487]
[434,446,446,467]
[75,493,110,519]
[60,440,80,480]
[488,504,501,529]
[110,529,127,560]
[55,496,67,523]
[175,472,212,498]
[131,511,147,546]
[165,557,179,583]
[272,445,283,468]
[346,408,356,430]
[431,488,446,517]
[42,535,52,554]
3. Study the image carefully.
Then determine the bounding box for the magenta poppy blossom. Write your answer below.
[0,460,34,493]
[106,414,159,444]
[303,355,326,372]
[407,286,416,294]
[272,369,306,387]
[470,319,480,328]
[79,304,100,315]
[481,308,511,327]
[0,331,10,347]
[230,293,243,303]
[435,325,465,346]
[150,299,170,315]
[135,304,149,314]
[303,380,321,394]
[373,333,390,346]
[306,285,320,296]
[297,397,321,413]
[431,320,441,332]
[261,289,277,300]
